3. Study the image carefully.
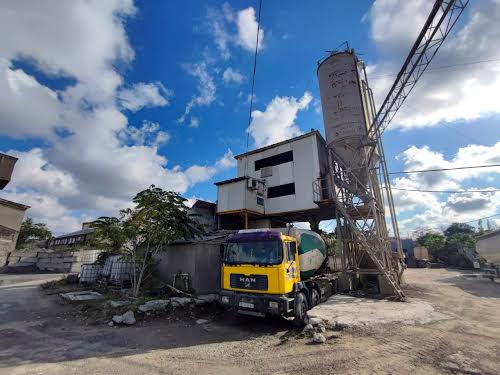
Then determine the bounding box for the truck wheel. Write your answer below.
[292,292,308,326]
[311,289,320,307]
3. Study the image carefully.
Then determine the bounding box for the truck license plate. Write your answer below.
[239,301,254,309]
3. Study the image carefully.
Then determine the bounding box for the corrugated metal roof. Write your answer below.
[54,227,95,239]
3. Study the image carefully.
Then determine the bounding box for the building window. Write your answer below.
[254,151,293,171]
[261,166,273,178]
[256,195,264,206]
[267,183,295,198]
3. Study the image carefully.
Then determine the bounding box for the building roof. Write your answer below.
[0,197,30,211]
[234,130,326,159]
[476,229,500,241]
[53,227,95,240]
[214,176,248,186]
[191,199,216,210]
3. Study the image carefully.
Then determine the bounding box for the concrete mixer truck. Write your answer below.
[219,228,337,325]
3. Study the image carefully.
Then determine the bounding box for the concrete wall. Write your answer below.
[155,242,222,294]
[0,203,26,232]
[5,249,102,273]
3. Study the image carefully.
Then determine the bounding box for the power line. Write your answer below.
[388,164,500,175]
[390,187,500,194]
[243,0,263,177]
[369,57,500,80]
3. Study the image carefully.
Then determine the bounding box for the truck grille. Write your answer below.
[230,274,268,291]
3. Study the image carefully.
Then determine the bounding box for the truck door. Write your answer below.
[284,241,300,289]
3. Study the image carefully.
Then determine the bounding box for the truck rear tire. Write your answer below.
[292,292,308,326]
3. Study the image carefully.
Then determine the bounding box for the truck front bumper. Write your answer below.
[220,290,294,317]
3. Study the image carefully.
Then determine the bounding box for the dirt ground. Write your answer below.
[1,268,499,375]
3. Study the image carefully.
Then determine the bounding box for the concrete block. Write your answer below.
[50,258,65,265]
[37,253,50,258]
[37,258,51,264]
[14,251,38,257]
[7,256,21,263]
[19,257,38,263]
[63,256,78,262]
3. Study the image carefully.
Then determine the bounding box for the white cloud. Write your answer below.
[177,63,216,124]
[119,81,172,112]
[189,117,200,128]
[0,59,63,138]
[0,1,236,235]
[248,92,312,147]
[205,3,265,58]
[185,149,236,185]
[235,7,264,52]
[119,120,170,147]
[391,142,500,234]
[222,67,245,85]
[367,0,500,129]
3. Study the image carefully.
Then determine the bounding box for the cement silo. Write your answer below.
[317,51,375,194]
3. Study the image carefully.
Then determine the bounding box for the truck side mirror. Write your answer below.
[290,242,297,254]
[219,244,225,260]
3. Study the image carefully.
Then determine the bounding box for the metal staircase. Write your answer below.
[328,148,405,300]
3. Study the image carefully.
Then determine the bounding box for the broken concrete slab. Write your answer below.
[122,310,136,325]
[170,297,193,307]
[108,300,131,308]
[308,317,323,327]
[308,295,448,330]
[60,291,104,302]
[138,299,170,312]
[195,294,219,304]
[311,333,326,344]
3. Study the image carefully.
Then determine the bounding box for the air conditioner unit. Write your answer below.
[247,178,257,190]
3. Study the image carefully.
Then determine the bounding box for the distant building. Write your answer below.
[215,130,334,231]
[0,198,30,266]
[188,200,217,232]
[390,238,415,257]
[49,224,95,249]
[0,153,17,190]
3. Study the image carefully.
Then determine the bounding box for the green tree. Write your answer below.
[95,185,204,297]
[443,223,475,237]
[16,218,52,248]
[416,232,445,261]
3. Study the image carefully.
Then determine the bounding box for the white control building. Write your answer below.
[215,130,335,230]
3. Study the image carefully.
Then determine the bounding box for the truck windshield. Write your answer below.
[224,240,282,265]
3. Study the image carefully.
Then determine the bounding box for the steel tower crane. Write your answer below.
[327,0,469,300]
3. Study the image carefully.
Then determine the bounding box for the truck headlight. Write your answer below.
[269,301,279,309]
[221,296,229,304]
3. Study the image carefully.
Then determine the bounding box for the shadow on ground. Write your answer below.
[437,273,500,299]
[0,273,295,369]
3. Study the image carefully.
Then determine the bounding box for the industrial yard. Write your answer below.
[0,268,498,375]
[1,0,500,374]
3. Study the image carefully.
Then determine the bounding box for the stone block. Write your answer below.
[19,257,38,263]
[7,256,21,263]
[37,252,50,258]
[63,256,78,262]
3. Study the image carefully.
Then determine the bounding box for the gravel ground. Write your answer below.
[1,269,499,375]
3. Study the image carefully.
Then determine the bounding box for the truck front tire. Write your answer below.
[292,292,308,326]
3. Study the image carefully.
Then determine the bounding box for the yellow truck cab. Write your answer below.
[220,229,335,325]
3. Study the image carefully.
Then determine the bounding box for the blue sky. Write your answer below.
[0,0,499,235]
